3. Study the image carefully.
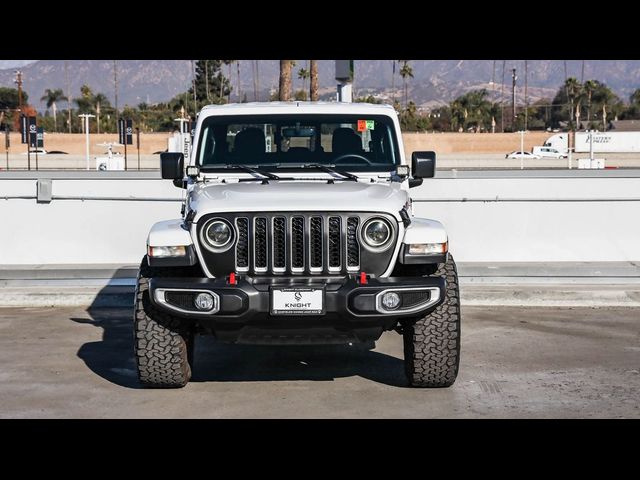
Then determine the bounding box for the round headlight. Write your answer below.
[362,218,392,248]
[203,220,233,251]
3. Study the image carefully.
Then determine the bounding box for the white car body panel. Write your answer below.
[147,219,193,247]
[402,218,448,245]
[188,181,409,223]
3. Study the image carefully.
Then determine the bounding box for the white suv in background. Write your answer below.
[532,146,568,158]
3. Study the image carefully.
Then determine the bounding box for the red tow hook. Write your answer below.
[359,272,368,285]
[228,272,237,285]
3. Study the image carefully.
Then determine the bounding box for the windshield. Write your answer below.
[196,114,400,172]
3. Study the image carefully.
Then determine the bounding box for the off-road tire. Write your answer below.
[134,257,195,388]
[403,254,461,388]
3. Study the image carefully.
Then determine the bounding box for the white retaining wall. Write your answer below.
[1,171,639,265]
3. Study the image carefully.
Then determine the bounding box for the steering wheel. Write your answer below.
[333,153,374,165]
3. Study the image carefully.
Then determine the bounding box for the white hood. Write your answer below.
[188,180,408,222]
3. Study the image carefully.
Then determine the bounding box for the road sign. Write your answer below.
[125,119,133,145]
[28,117,37,148]
[118,118,133,145]
[118,118,125,144]
[20,115,28,144]
[37,127,44,148]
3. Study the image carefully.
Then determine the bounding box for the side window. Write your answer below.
[198,125,216,165]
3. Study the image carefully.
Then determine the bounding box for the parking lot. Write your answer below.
[0,305,638,418]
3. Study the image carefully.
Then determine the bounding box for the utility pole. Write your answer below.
[519,130,525,170]
[113,60,119,130]
[501,60,506,132]
[524,61,528,131]
[256,60,260,101]
[191,60,197,115]
[491,60,496,100]
[251,60,258,101]
[65,61,72,133]
[511,68,517,130]
[78,114,95,170]
[14,71,23,110]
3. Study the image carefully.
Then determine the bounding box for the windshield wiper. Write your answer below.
[303,164,358,181]
[224,164,280,180]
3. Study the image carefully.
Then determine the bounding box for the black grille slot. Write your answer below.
[236,218,249,269]
[400,290,430,309]
[310,217,323,270]
[273,217,286,270]
[165,291,196,311]
[346,217,360,268]
[254,218,268,270]
[328,216,342,269]
[291,217,305,270]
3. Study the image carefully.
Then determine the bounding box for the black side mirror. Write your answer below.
[411,151,436,179]
[160,152,184,180]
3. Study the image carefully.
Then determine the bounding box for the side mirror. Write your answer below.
[411,151,436,179]
[160,152,184,180]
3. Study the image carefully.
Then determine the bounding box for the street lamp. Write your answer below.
[78,114,95,170]
[518,130,525,170]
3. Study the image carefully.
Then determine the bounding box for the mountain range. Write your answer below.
[2,60,639,112]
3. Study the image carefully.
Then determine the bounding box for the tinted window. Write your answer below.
[196,114,400,172]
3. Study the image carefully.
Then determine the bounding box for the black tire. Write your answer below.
[403,254,461,388]
[134,257,195,388]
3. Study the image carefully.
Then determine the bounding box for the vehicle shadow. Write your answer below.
[71,270,408,389]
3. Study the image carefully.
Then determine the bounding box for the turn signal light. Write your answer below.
[408,242,448,255]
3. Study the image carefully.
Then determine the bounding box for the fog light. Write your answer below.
[194,292,214,311]
[381,292,401,310]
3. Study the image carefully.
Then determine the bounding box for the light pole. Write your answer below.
[519,130,525,170]
[511,68,517,130]
[78,114,95,170]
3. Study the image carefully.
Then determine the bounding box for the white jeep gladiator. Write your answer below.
[136,102,460,388]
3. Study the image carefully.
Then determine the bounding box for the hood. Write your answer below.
[188,180,408,222]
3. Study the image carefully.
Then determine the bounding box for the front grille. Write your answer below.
[328,216,342,271]
[235,218,249,271]
[291,216,305,271]
[310,217,323,271]
[197,212,397,278]
[273,217,286,271]
[254,217,268,271]
[346,217,360,269]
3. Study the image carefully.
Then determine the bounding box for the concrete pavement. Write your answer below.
[0,305,638,418]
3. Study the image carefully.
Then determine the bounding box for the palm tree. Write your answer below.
[399,60,414,110]
[564,77,582,129]
[309,60,319,101]
[279,60,293,101]
[40,88,68,132]
[582,80,598,124]
[93,93,109,134]
[297,67,310,100]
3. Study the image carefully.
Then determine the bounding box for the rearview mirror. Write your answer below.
[160,152,184,180]
[411,151,436,179]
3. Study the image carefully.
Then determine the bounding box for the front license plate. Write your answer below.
[270,287,325,315]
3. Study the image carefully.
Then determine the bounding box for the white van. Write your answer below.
[532,146,568,158]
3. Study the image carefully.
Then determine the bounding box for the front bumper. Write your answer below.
[148,275,445,344]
